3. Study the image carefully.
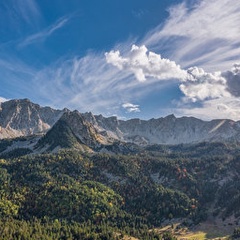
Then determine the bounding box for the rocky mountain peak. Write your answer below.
[165,114,176,120]
[0,99,65,139]
[57,110,109,146]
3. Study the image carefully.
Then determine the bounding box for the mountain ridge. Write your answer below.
[1,99,240,153]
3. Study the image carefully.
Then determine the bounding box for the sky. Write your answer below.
[0,0,240,120]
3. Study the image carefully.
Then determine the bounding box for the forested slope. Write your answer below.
[0,142,240,239]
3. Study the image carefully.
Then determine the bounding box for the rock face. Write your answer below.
[35,111,102,152]
[54,111,110,146]
[118,116,240,145]
[1,99,240,145]
[0,99,65,139]
[84,113,240,145]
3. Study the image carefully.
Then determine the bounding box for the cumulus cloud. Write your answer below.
[222,63,240,97]
[179,63,240,103]
[122,103,140,113]
[105,45,187,82]
[32,0,240,121]
[180,67,231,102]
[175,63,240,120]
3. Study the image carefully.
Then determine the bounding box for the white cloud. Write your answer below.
[177,97,240,121]
[122,103,140,113]
[105,45,187,82]
[179,63,240,102]
[143,0,240,72]
[0,44,172,117]
[175,63,240,120]
[19,17,69,47]
[180,67,231,102]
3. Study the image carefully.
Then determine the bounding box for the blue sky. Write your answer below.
[1,0,240,120]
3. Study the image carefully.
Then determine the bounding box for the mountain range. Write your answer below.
[1,98,240,155]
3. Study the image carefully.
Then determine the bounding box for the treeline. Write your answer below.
[0,217,174,240]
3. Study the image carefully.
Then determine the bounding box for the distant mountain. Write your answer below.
[1,99,240,153]
[85,112,240,145]
[0,99,65,139]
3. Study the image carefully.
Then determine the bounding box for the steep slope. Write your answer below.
[0,99,65,139]
[36,110,112,152]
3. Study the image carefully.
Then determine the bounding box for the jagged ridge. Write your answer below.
[1,99,240,149]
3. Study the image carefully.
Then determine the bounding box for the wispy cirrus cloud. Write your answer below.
[0,55,36,98]
[14,0,42,26]
[19,17,69,47]
[32,53,133,114]
[143,0,240,72]
[1,45,239,120]
[0,0,42,36]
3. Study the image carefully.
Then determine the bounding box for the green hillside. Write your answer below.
[0,142,240,239]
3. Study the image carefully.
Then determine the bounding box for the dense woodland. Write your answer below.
[0,140,240,239]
